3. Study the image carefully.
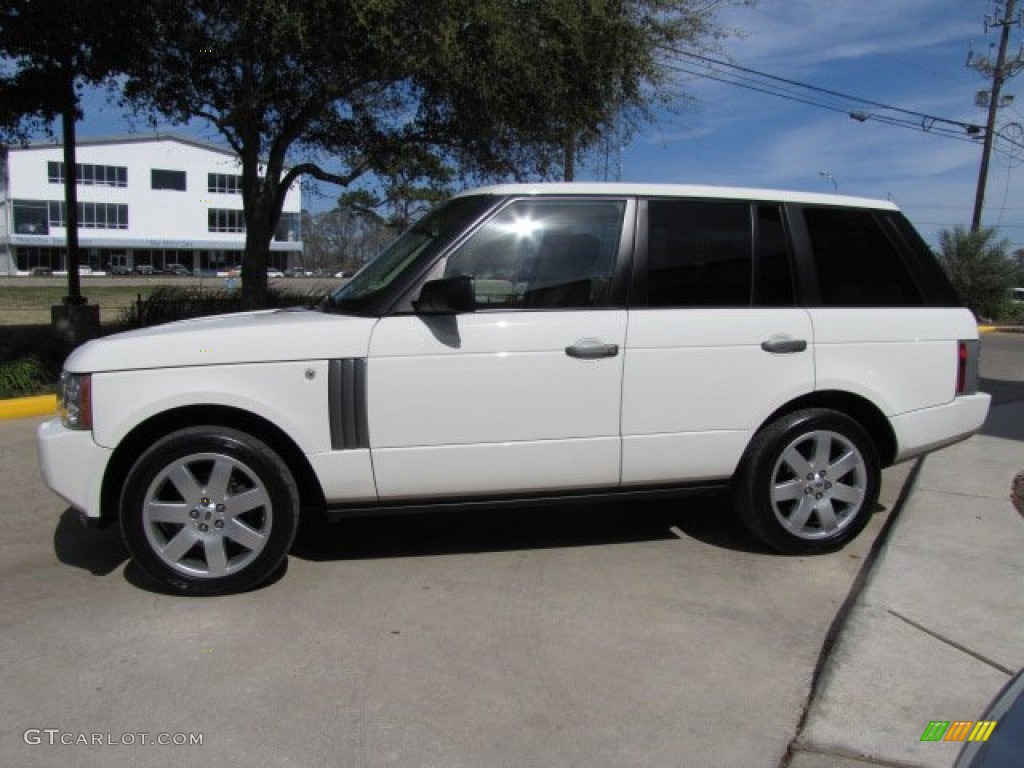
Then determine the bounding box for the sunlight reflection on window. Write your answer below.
[498,216,544,238]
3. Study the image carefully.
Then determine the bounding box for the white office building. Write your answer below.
[0,134,302,275]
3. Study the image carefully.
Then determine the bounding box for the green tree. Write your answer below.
[0,0,148,307]
[120,0,729,308]
[937,226,1022,319]
[300,205,394,274]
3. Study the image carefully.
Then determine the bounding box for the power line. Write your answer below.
[658,48,1024,154]
[664,48,983,130]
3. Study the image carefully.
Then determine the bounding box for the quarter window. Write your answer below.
[804,207,924,306]
[443,199,625,310]
[645,200,752,307]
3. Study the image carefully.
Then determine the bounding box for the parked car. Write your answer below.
[109,265,132,276]
[164,263,192,276]
[134,265,157,275]
[267,268,284,278]
[954,668,1024,767]
[284,266,312,277]
[29,266,52,276]
[38,183,991,595]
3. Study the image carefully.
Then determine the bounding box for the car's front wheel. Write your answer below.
[731,408,880,554]
[120,427,299,595]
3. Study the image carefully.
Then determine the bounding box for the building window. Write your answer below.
[151,169,187,191]
[12,200,49,235]
[208,208,245,233]
[48,161,127,187]
[47,201,129,229]
[47,201,63,227]
[208,173,242,194]
[274,212,300,242]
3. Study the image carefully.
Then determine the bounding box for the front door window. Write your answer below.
[443,199,626,310]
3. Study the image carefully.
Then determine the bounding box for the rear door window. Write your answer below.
[754,205,796,306]
[645,200,752,307]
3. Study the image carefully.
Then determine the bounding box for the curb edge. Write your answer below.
[0,394,57,421]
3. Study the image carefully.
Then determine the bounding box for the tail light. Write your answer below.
[956,340,980,396]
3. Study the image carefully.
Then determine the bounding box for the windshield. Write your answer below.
[326,195,497,313]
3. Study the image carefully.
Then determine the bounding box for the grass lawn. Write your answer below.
[0,284,197,325]
[0,280,330,398]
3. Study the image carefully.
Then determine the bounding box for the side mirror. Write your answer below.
[413,275,476,315]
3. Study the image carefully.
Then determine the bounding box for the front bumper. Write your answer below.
[37,418,113,520]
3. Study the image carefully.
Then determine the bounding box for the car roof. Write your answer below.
[454,182,900,211]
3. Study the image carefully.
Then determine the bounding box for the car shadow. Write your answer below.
[52,507,288,595]
[53,508,129,576]
[290,491,778,563]
[980,376,1024,442]
[54,491,894,591]
[120,557,289,596]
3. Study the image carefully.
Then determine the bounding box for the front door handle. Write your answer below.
[761,337,807,354]
[566,339,620,359]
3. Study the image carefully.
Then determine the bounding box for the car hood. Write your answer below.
[65,308,378,373]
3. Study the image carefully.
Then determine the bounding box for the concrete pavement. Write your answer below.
[788,366,1024,767]
[1,333,1020,767]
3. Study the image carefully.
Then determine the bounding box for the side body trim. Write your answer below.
[328,358,369,450]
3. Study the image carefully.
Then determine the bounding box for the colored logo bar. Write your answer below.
[920,720,997,742]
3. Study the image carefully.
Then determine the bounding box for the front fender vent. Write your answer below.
[328,358,369,450]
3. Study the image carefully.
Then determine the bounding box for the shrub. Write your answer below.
[118,285,328,329]
[0,357,52,399]
[937,227,1022,320]
[0,325,70,387]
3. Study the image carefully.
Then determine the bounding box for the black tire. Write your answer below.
[731,408,880,555]
[120,426,299,595]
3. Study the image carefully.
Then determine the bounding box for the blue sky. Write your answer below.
[64,0,1023,249]
[611,0,1024,249]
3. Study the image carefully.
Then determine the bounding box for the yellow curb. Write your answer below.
[0,394,58,421]
[978,325,997,333]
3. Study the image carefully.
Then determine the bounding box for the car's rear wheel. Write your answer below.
[731,408,880,554]
[120,427,299,595]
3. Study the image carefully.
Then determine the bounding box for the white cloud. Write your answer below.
[718,0,977,72]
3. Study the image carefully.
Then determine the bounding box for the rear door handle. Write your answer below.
[566,339,620,359]
[761,337,807,354]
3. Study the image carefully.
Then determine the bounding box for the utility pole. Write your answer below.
[968,0,1024,232]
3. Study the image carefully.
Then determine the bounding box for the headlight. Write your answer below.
[59,372,93,430]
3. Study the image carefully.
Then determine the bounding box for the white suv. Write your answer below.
[38,184,991,594]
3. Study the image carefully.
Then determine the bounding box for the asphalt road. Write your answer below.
[0,334,1018,768]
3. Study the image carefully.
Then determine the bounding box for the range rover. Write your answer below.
[38,184,990,594]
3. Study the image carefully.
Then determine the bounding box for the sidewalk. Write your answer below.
[788,399,1024,767]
